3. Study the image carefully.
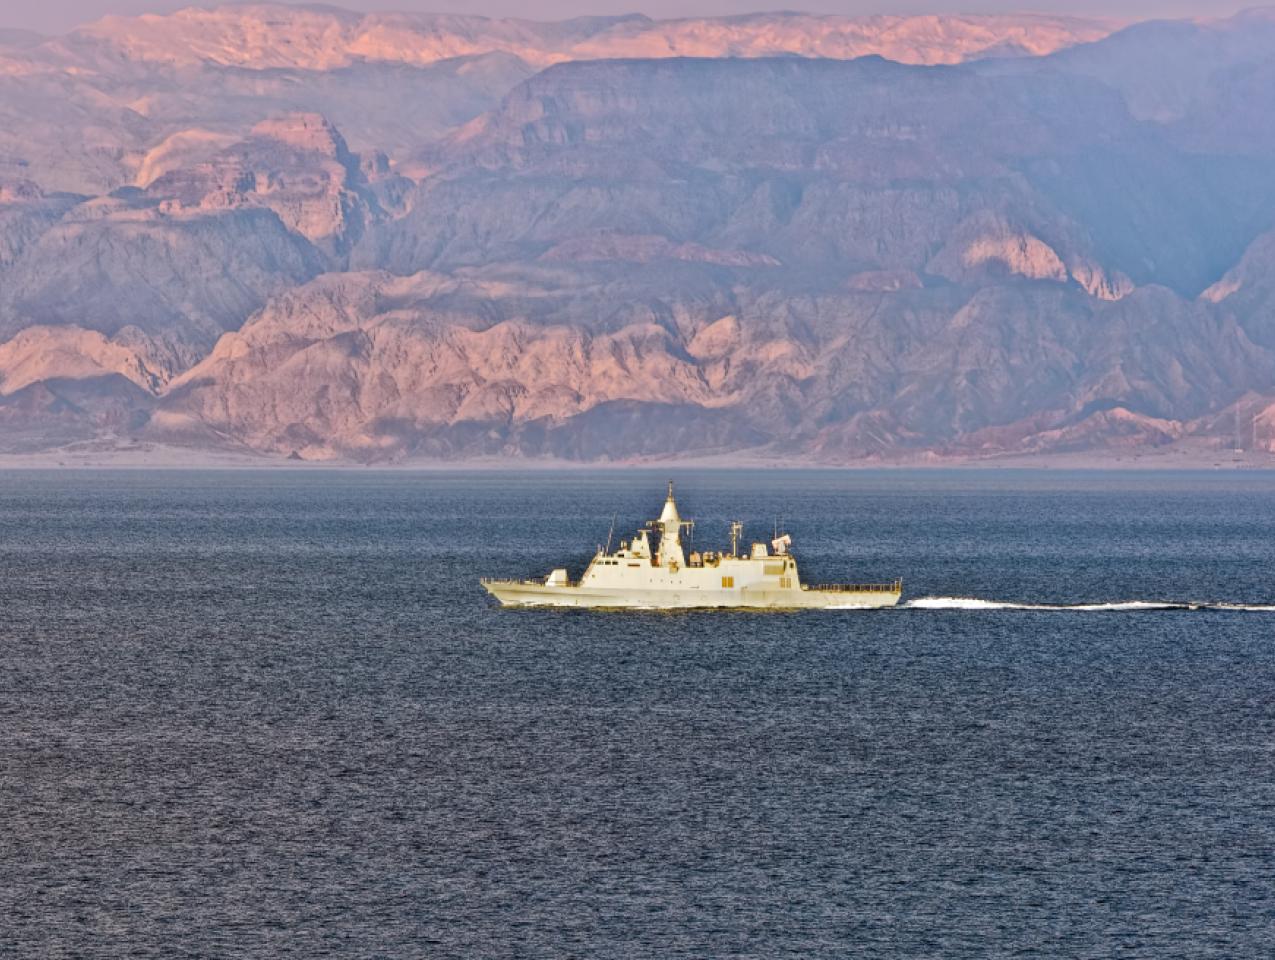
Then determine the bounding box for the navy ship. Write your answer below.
[482,483,901,609]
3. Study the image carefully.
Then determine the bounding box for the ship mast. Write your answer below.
[655,481,693,568]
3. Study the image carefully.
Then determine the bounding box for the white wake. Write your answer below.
[904,597,1275,613]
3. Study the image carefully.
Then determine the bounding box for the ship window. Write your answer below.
[721,576,734,588]
[780,577,792,589]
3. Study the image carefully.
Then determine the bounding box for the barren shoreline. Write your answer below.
[2,440,1273,472]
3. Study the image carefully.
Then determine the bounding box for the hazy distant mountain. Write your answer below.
[0,5,1112,196]
[5,5,1275,461]
[65,6,1112,70]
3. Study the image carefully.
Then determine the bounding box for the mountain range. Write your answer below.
[3,4,1275,462]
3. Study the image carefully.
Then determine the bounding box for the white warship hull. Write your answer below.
[481,579,901,610]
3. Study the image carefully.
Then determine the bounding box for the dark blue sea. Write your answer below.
[2,468,1273,958]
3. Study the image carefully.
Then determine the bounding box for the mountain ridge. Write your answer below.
[5,6,1275,462]
[61,6,1116,70]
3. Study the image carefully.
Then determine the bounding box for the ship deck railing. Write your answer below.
[807,579,902,593]
[480,577,562,586]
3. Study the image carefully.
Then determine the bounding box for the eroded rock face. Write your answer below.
[144,114,376,256]
[0,326,168,397]
[0,183,80,268]
[0,112,405,396]
[146,261,1275,462]
[1198,231,1275,340]
[0,375,154,452]
[157,270,719,459]
[0,194,325,367]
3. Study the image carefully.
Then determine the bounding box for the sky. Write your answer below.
[3,0,1256,36]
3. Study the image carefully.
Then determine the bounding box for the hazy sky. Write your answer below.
[7,1,1255,36]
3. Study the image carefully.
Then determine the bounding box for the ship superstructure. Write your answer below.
[481,483,901,610]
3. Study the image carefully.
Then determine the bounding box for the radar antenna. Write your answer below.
[729,520,744,558]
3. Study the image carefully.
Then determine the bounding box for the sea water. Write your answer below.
[1,468,1273,957]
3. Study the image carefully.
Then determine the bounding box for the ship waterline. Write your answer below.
[479,578,904,610]
[481,483,902,610]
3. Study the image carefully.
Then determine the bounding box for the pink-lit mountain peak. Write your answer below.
[64,3,1116,70]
